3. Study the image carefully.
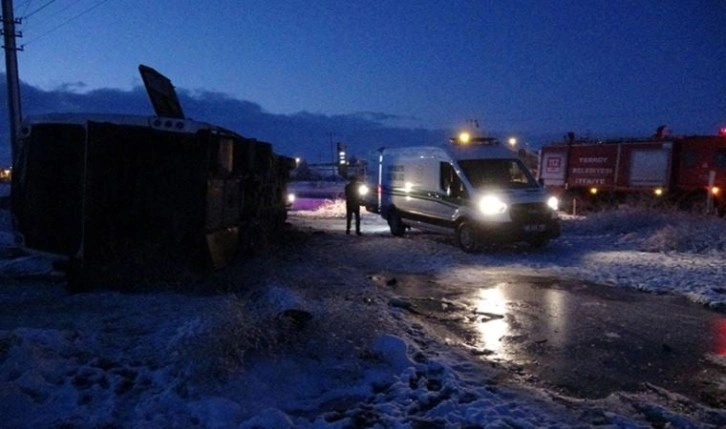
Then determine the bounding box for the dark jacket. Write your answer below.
[345,181,360,208]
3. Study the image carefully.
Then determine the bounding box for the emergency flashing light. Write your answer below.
[450,133,500,146]
[720,127,726,136]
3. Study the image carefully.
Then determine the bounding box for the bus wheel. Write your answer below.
[456,220,480,253]
[388,210,406,237]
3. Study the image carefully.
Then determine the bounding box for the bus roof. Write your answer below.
[22,113,239,137]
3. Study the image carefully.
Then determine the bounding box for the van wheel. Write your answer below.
[388,211,406,237]
[456,221,479,253]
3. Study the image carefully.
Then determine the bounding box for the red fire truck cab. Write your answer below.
[538,133,726,214]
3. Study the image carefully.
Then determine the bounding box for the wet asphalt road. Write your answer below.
[382,273,726,408]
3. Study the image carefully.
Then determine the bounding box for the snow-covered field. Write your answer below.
[1,199,725,428]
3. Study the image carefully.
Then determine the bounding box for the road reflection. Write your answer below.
[387,271,726,405]
[472,281,573,360]
[473,286,509,357]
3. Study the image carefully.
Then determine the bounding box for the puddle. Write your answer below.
[377,272,726,406]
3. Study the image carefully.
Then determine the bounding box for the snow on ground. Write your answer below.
[1,198,725,428]
[294,199,726,310]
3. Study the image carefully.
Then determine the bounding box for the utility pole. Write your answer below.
[1,0,22,164]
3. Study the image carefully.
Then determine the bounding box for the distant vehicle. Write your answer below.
[10,66,294,290]
[363,133,561,252]
[538,129,726,214]
[286,179,346,201]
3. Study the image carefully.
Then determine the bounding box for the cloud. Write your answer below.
[54,81,89,93]
[349,111,419,123]
[0,76,450,165]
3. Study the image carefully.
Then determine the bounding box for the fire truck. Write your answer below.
[537,129,726,214]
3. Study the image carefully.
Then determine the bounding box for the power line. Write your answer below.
[22,0,54,19]
[21,0,85,32]
[22,0,111,47]
[15,0,34,17]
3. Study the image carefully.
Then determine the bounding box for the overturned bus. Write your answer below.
[11,113,294,290]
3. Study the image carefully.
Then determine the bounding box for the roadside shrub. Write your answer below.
[640,216,726,253]
[168,296,279,382]
[564,205,672,235]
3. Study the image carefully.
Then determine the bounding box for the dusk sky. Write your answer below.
[1,0,724,164]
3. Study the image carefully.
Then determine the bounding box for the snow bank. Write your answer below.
[566,206,726,253]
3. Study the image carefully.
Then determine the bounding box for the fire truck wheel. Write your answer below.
[388,211,406,237]
[456,220,480,253]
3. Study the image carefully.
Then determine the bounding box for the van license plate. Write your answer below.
[524,224,546,232]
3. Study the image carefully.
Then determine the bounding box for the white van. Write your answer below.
[363,135,560,251]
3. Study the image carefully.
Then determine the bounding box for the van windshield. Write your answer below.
[459,158,538,190]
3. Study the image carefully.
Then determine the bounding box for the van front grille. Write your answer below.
[509,203,550,222]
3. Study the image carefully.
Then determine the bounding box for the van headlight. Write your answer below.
[478,195,507,215]
[547,196,558,210]
[358,184,369,196]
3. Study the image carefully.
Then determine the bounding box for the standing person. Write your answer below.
[344,175,362,235]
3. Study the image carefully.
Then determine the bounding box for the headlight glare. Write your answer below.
[358,184,369,196]
[479,195,507,215]
[547,196,558,210]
